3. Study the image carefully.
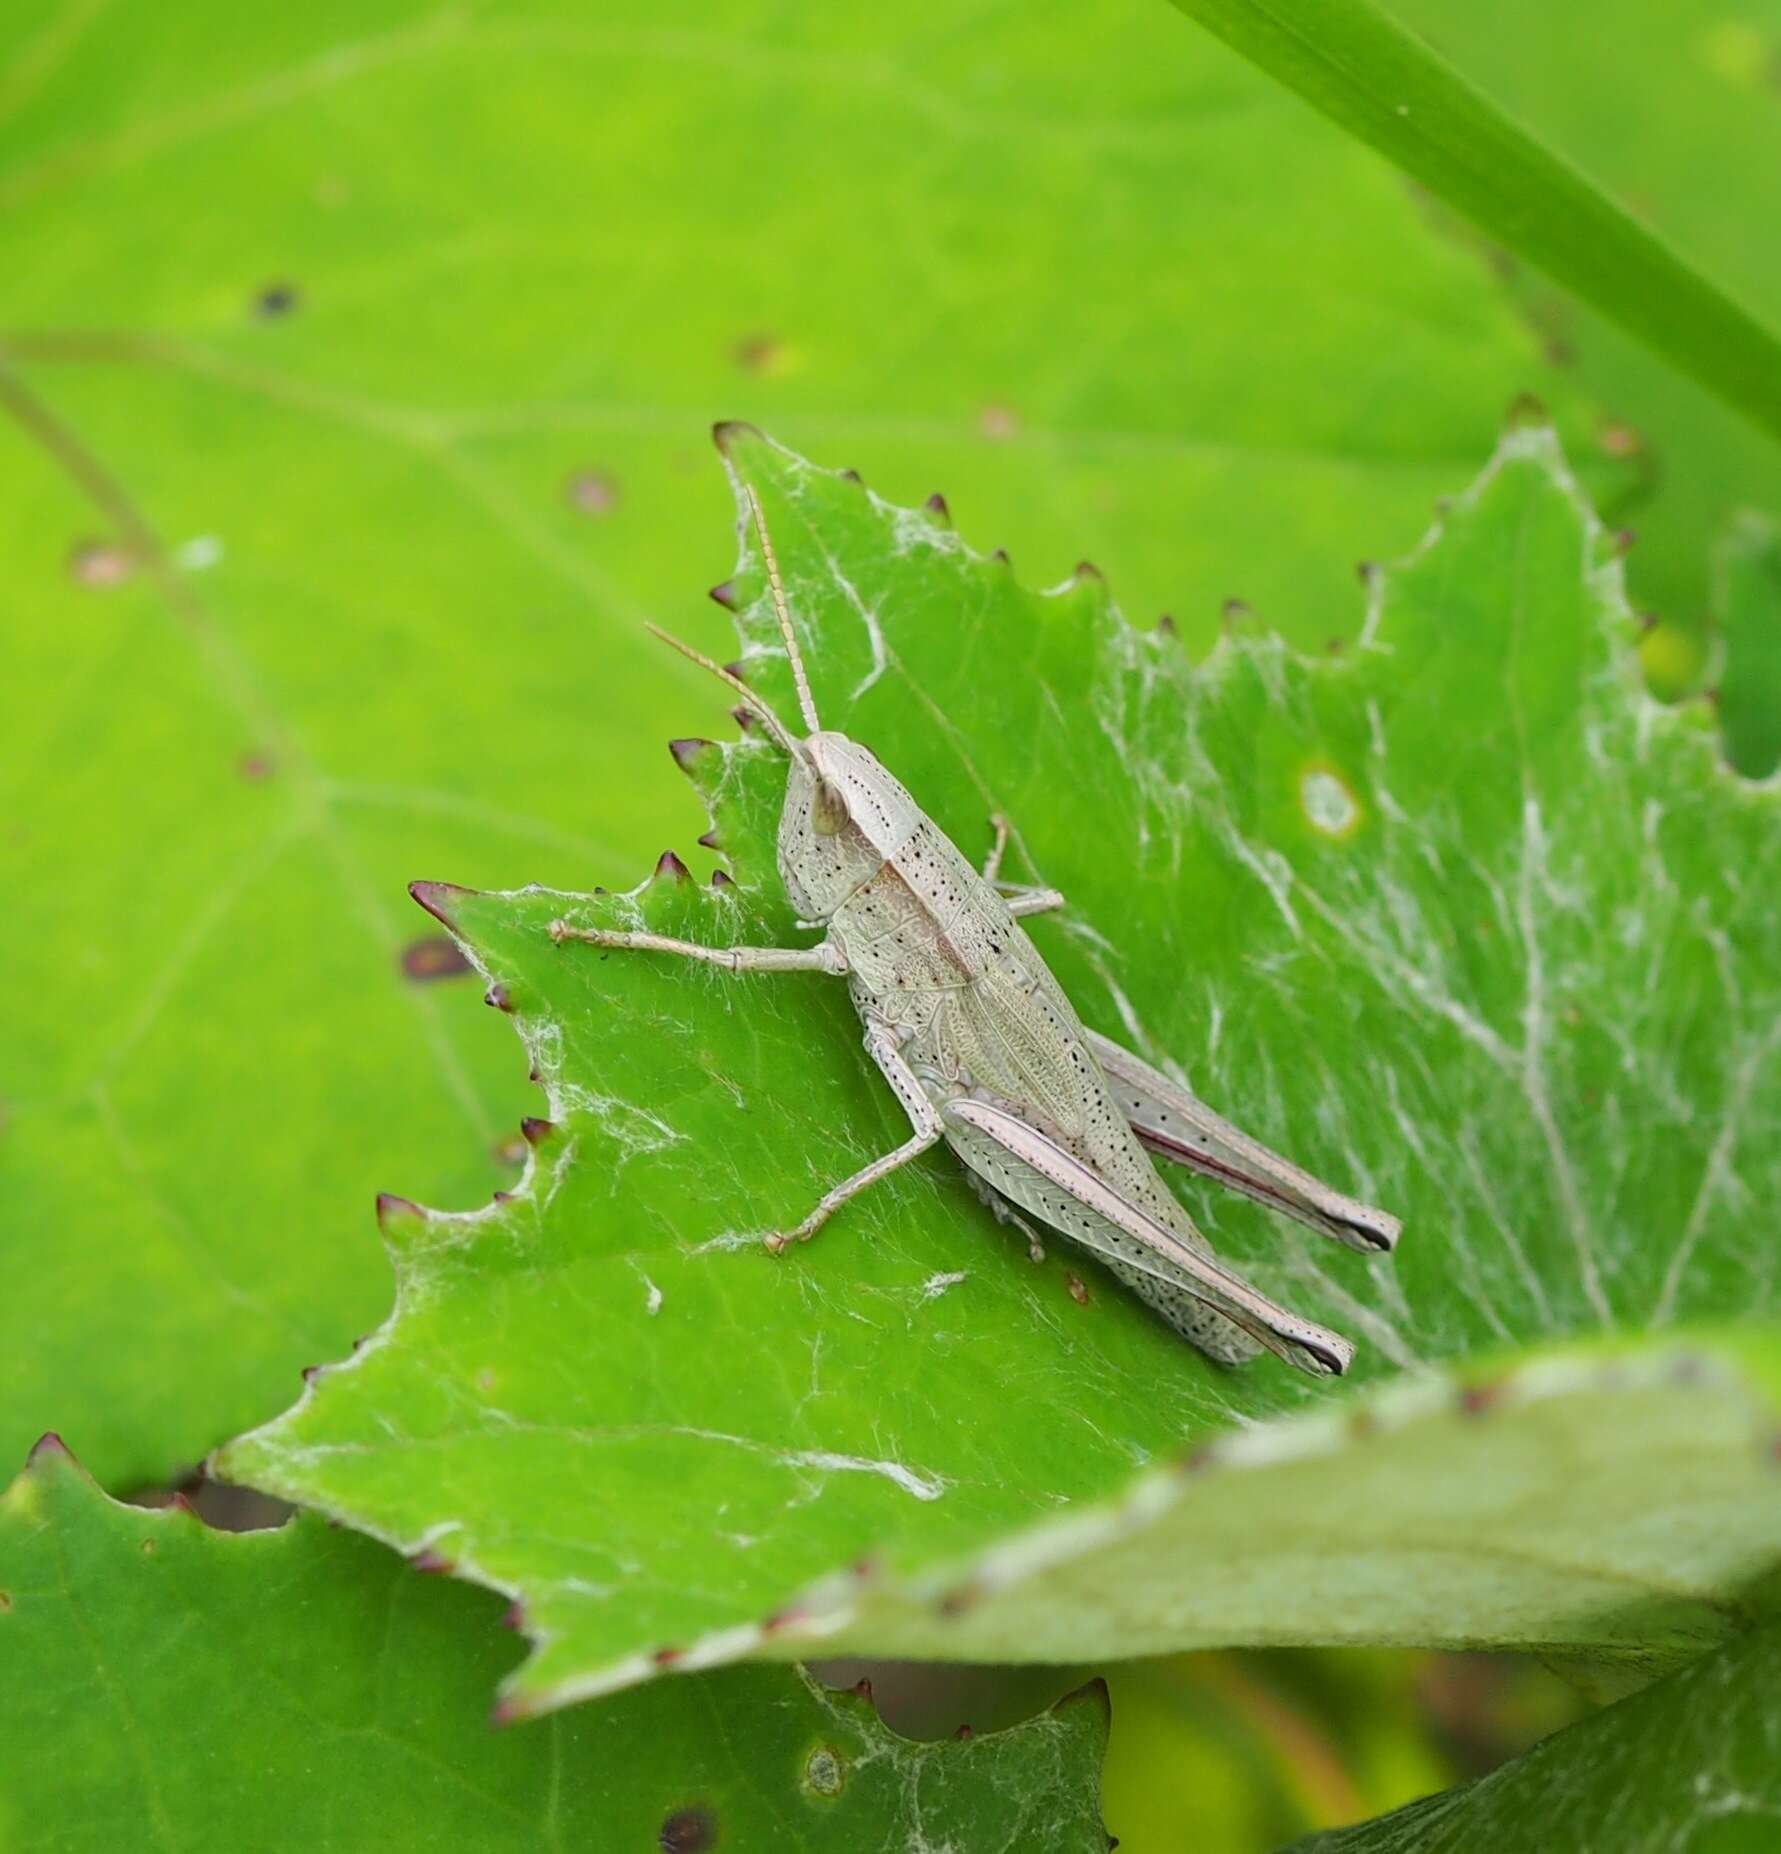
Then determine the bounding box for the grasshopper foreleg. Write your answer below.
[548,921,848,976]
[763,1021,943,1254]
[981,814,1064,918]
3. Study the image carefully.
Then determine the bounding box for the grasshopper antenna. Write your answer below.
[745,484,822,734]
[644,623,805,757]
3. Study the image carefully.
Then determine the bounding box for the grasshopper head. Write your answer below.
[778,730,916,919]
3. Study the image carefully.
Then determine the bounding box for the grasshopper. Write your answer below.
[551,486,1400,1376]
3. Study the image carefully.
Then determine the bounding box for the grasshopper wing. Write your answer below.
[1087,1031,1400,1255]
[944,1098,1354,1377]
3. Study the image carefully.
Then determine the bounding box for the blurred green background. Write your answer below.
[5,0,1777,1845]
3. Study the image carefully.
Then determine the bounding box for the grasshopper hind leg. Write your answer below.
[1100,1258,1263,1366]
[963,1169,1047,1263]
[955,1122,1266,1366]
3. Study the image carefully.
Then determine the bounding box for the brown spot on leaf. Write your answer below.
[401,935,470,983]
[254,282,299,318]
[802,1745,846,1797]
[1065,1272,1090,1306]
[1459,1381,1502,1417]
[69,539,136,586]
[236,750,275,781]
[978,402,1018,440]
[565,469,619,515]
[491,1134,527,1167]
[659,1806,717,1853]
[0,1590,11,1610]
[732,332,783,374]
[1599,419,1644,459]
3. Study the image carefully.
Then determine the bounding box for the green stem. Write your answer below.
[1166,0,1781,449]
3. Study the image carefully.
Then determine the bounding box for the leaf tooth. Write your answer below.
[669,737,720,779]
[1503,389,1550,431]
[1072,559,1104,584]
[707,579,738,610]
[710,868,733,888]
[26,1431,72,1469]
[375,1192,429,1235]
[519,1116,557,1148]
[483,982,513,1013]
[923,491,952,526]
[501,1602,527,1631]
[837,467,865,486]
[711,419,764,456]
[407,880,479,930]
[409,1547,454,1575]
[654,850,691,883]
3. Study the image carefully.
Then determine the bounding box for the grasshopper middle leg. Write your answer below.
[981,814,1065,919]
[764,1021,943,1253]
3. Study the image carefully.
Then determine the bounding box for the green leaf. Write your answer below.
[1716,512,1781,780]
[1160,0,1781,454]
[0,0,1611,1490]
[1281,1619,1781,1852]
[218,423,1781,1714]
[0,1437,1110,1853]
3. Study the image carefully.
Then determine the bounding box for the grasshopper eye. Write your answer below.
[811,778,849,836]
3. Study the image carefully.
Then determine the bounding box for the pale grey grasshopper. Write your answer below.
[551,487,1400,1376]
